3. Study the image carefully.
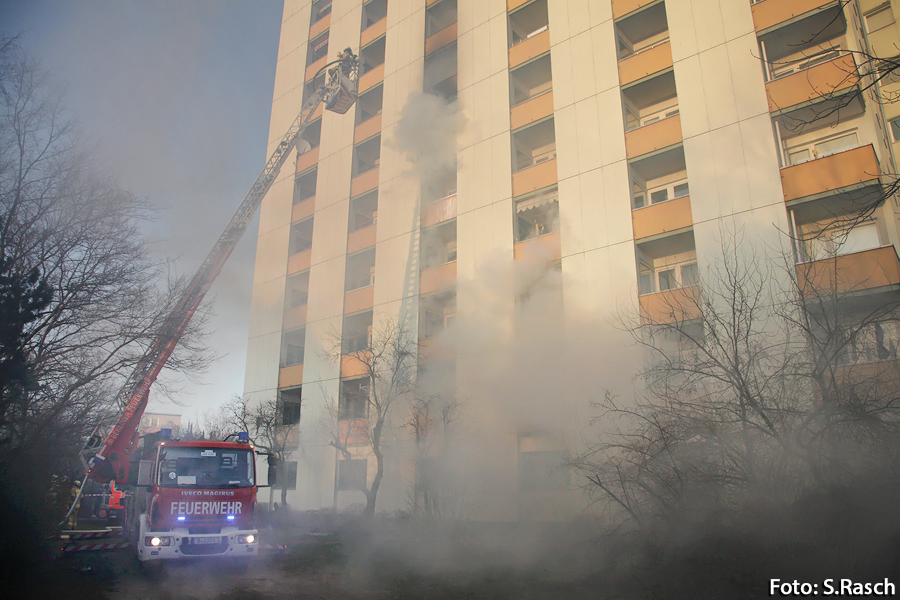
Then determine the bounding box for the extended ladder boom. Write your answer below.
[85,56,358,485]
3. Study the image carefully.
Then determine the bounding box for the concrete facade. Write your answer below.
[245,0,900,517]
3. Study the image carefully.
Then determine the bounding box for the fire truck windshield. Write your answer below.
[157,447,255,488]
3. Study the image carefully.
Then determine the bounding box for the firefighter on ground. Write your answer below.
[67,479,82,528]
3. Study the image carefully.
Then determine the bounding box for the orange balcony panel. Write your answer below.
[509,29,550,69]
[296,147,320,174]
[309,12,331,39]
[344,285,375,314]
[511,91,554,131]
[278,364,304,388]
[427,0,439,6]
[425,22,458,56]
[361,17,387,48]
[305,55,328,82]
[288,249,312,274]
[339,418,369,445]
[514,233,562,261]
[354,114,382,144]
[418,337,456,363]
[283,305,308,330]
[632,195,693,240]
[508,0,532,10]
[751,0,837,33]
[512,158,557,197]
[348,224,377,253]
[781,145,880,203]
[618,42,673,87]
[358,63,385,93]
[765,55,858,114]
[350,167,380,197]
[796,246,900,296]
[341,353,371,378]
[422,193,457,227]
[639,285,702,325]
[420,261,457,295]
[625,115,682,159]
[292,197,315,222]
[310,103,323,122]
[612,0,658,20]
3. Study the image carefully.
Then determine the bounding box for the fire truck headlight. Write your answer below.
[144,536,172,547]
[237,534,255,544]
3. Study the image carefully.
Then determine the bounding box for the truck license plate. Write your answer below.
[190,536,222,545]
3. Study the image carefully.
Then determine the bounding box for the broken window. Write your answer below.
[419,291,456,339]
[421,220,458,270]
[514,188,559,242]
[285,271,310,309]
[615,1,668,59]
[337,458,368,489]
[622,70,678,132]
[345,248,376,291]
[281,328,306,366]
[350,190,378,232]
[343,310,373,354]
[293,168,317,205]
[339,379,369,420]
[426,0,458,37]
[508,0,549,47]
[354,135,381,176]
[424,44,458,101]
[357,84,384,124]
[510,54,552,106]
[280,387,302,426]
[308,32,329,66]
[289,218,314,255]
[512,117,556,171]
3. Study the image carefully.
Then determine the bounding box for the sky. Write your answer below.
[1,0,284,423]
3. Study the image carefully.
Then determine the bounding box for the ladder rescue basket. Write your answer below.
[325,75,357,115]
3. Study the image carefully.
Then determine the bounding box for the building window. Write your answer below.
[338,458,368,490]
[308,32,329,65]
[289,218,314,254]
[865,4,895,33]
[339,378,369,420]
[786,130,859,166]
[837,321,900,365]
[293,168,317,205]
[890,117,900,143]
[276,461,298,491]
[519,450,568,490]
[281,328,306,366]
[514,189,559,242]
[280,388,302,426]
[508,0,549,47]
[311,0,332,23]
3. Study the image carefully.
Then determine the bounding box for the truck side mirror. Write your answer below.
[267,455,278,487]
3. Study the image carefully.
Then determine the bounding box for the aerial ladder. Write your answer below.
[61,51,360,531]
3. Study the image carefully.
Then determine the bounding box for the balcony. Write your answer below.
[296,147,320,174]
[639,285,702,325]
[283,305,308,330]
[288,249,312,274]
[418,337,456,362]
[420,262,457,295]
[612,0,660,20]
[509,29,550,69]
[796,246,900,296]
[292,197,315,223]
[361,17,387,48]
[309,11,331,39]
[354,114,382,144]
[625,114,682,159]
[422,193,457,227]
[512,158,557,197]
[359,63,385,93]
[632,195,692,240]
[619,41,672,87]
[781,144,880,203]
[305,54,328,82]
[278,364,304,388]
[511,91,554,130]
[351,167,380,196]
[426,22,458,56]
[514,232,562,261]
[751,0,839,33]
[765,54,858,114]
[347,224,377,253]
[341,353,371,378]
[344,285,375,314]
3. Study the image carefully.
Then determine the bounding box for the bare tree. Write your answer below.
[0,40,212,536]
[323,316,416,518]
[573,235,900,530]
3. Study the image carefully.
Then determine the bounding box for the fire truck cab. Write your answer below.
[130,433,259,562]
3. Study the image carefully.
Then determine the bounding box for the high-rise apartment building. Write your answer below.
[244,0,900,516]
